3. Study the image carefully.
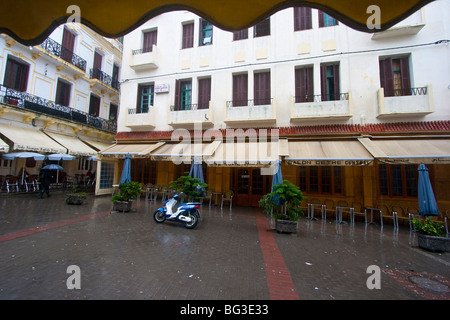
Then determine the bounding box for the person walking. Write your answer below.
[39,168,52,199]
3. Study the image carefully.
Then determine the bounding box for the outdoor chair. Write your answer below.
[221,190,233,210]
[25,176,37,192]
[5,175,19,193]
[203,190,213,207]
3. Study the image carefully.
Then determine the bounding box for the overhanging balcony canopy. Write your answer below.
[0,0,434,45]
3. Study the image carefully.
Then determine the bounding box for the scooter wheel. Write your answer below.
[153,210,166,223]
[184,212,199,229]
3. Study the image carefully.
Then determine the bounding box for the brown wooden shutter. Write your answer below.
[294,7,312,31]
[380,58,394,97]
[143,30,157,52]
[320,64,327,101]
[333,64,340,100]
[254,71,270,105]
[318,10,325,27]
[400,57,411,96]
[61,28,75,63]
[198,78,211,109]
[233,74,248,106]
[174,79,181,110]
[182,23,194,49]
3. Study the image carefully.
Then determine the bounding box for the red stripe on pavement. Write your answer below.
[256,214,300,300]
[0,211,110,243]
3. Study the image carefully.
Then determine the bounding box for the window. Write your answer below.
[318,10,338,27]
[254,71,271,105]
[232,73,248,106]
[99,161,114,189]
[55,78,71,107]
[198,77,211,109]
[137,84,154,113]
[299,166,343,194]
[199,19,213,46]
[320,63,340,101]
[109,103,118,121]
[254,18,270,37]
[295,66,314,102]
[3,56,29,91]
[379,56,411,97]
[174,79,192,110]
[182,22,194,49]
[294,7,312,31]
[378,164,418,197]
[112,64,120,90]
[142,29,157,52]
[233,29,248,41]
[61,27,76,63]
[131,159,157,184]
[88,94,101,117]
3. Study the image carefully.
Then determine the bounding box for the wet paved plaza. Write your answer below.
[0,191,449,300]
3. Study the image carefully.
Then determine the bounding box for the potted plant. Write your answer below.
[259,180,305,233]
[112,181,142,212]
[66,186,87,205]
[411,217,449,252]
[169,174,208,202]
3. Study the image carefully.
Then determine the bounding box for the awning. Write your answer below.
[80,139,112,152]
[0,123,66,154]
[206,139,286,167]
[100,142,165,158]
[0,0,433,46]
[150,140,222,163]
[44,131,98,156]
[0,137,9,153]
[358,137,450,164]
[286,140,374,166]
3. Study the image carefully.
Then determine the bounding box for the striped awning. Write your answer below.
[100,142,165,158]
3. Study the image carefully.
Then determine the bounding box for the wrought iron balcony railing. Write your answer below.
[294,93,349,103]
[383,86,427,97]
[226,98,273,108]
[0,85,117,133]
[39,38,87,72]
[90,68,120,91]
[132,47,154,55]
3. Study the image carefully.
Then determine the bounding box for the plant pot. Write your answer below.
[66,194,86,205]
[276,219,298,234]
[417,233,450,252]
[113,200,132,212]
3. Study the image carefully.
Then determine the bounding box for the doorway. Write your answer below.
[233,167,270,207]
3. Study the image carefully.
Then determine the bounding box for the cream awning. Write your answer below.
[206,139,286,167]
[0,137,9,153]
[358,137,450,164]
[286,140,374,166]
[80,139,112,152]
[0,123,66,154]
[100,142,165,158]
[150,140,222,162]
[44,131,98,156]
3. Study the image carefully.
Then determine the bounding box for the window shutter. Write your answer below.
[318,10,325,27]
[380,58,394,97]
[174,79,181,110]
[61,28,75,63]
[333,64,340,100]
[182,23,194,49]
[295,68,306,102]
[320,64,327,101]
[400,57,411,96]
[198,78,211,109]
[254,72,270,105]
[143,30,157,52]
[233,74,247,106]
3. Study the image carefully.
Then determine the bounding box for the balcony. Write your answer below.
[125,107,155,130]
[290,92,352,121]
[129,45,158,71]
[377,86,432,118]
[169,103,213,128]
[89,68,120,92]
[225,99,276,126]
[0,85,116,133]
[39,37,87,72]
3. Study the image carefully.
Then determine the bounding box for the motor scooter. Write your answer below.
[153,193,200,229]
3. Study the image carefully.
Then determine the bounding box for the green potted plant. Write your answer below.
[259,180,305,233]
[112,181,142,212]
[411,217,449,252]
[66,186,87,205]
[169,174,208,202]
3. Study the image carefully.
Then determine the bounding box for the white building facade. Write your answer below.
[110,1,450,213]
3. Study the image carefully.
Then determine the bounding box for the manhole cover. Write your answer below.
[409,276,450,294]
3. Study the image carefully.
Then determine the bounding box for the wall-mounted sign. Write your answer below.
[155,83,169,93]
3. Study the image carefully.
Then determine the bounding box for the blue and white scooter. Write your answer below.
[153,193,200,229]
